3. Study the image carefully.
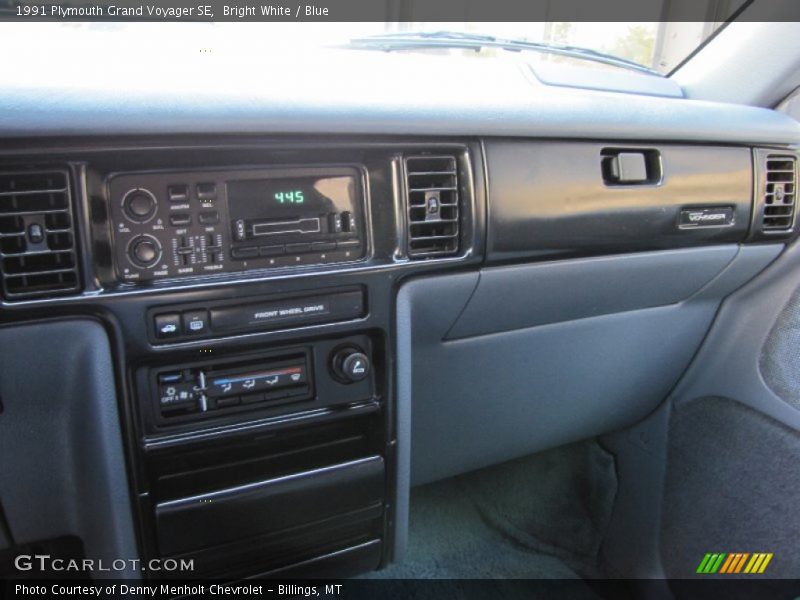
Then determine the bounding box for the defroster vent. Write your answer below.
[762,154,797,232]
[404,155,460,258]
[0,170,81,300]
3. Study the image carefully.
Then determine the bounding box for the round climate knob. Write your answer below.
[129,235,161,268]
[122,188,157,223]
[342,352,370,381]
[332,348,370,383]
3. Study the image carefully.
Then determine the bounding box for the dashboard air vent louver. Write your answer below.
[762,154,797,231]
[404,155,460,258]
[0,170,80,300]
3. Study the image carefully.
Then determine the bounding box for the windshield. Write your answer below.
[0,21,730,76]
[344,22,730,74]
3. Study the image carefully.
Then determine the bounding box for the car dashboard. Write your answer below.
[0,51,799,580]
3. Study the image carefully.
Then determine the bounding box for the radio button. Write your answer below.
[286,242,311,254]
[340,211,354,233]
[199,211,220,224]
[128,195,153,217]
[129,235,162,267]
[134,240,158,263]
[231,247,258,259]
[169,214,191,226]
[196,182,217,200]
[312,241,336,252]
[123,188,157,223]
[329,213,343,233]
[234,219,247,241]
[167,185,189,203]
[259,245,284,257]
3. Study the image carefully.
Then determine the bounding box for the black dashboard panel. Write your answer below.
[0,136,485,580]
[68,139,481,294]
[485,141,756,261]
[107,165,367,284]
[0,132,795,581]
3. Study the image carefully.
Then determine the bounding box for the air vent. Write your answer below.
[404,155,460,258]
[762,154,797,231]
[0,170,80,300]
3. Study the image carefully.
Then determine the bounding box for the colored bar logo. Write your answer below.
[696,553,773,574]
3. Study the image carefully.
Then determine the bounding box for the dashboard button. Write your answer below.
[199,211,220,224]
[27,223,44,244]
[234,219,247,241]
[169,214,191,226]
[312,241,336,252]
[154,314,181,339]
[182,310,209,335]
[342,352,370,382]
[329,213,343,233]
[122,188,157,223]
[167,184,189,203]
[196,182,217,200]
[134,241,157,263]
[340,211,354,232]
[129,235,162,267]
[241,392,266,405]
[215,396,240,409]
[286,242,311,253]
[259,245,284,256]
[332,347,371,383]
[159,382,197,406]
[128,195,153,217]
[231,247,258,259]
[158,371,183,384]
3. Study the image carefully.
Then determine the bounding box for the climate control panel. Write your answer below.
[107,166,367,284]
[140,334,375,430]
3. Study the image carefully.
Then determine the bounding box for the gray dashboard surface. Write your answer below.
[447,246,738,339]
[0,319,138,577]
[529,62,683,97]
[0,50,798,144]
[398,244,782,486]
[671,237,800,430]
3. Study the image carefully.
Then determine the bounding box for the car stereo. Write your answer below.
[107,166,367,283]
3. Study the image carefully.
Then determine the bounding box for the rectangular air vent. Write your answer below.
[404,155,460,258]
[762,154,797,231]
[0,170,80,300]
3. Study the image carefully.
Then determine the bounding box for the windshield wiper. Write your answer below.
[346,31,661,77]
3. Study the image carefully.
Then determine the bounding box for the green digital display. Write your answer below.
[228,174,356,221]
[274,190,304,204]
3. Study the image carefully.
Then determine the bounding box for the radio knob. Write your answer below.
[129,235,161,268]
[122,188,157,223]
[332,348,370,383]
